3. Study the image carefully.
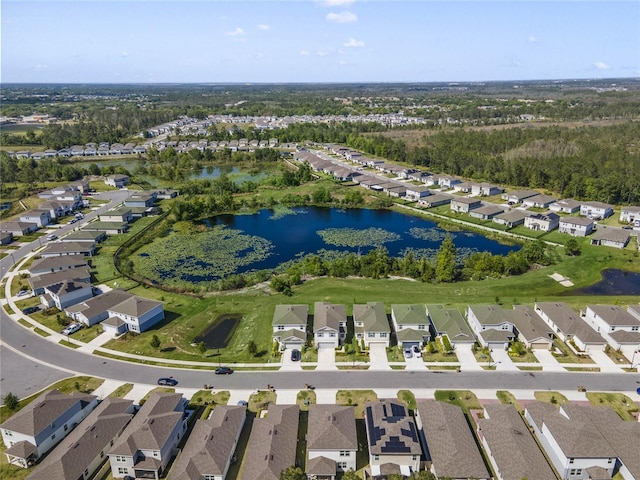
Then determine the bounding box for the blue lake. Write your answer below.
[202,206,520,275]
[569,269,640,296]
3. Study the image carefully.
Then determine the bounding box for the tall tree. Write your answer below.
[435,235,457,283]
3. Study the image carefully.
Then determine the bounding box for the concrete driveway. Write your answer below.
[490,348,519,371]
[280,348,302,371]
[455,343,483,371]
[316,346,337,371]
[586,350,624,373]
[369,343,391,371]
[532,349,567,372]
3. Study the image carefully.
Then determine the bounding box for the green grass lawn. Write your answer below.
[433,390,483,417]
[585,392,640,421]
[534,391,569,405]
[495,390,523,412]
[397,390,417,410]
[336,390,378,419]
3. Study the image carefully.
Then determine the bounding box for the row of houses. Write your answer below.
[4,387,638,480]
[272,301,640,361]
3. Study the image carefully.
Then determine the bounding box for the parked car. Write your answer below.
[412,345,422,358]
[22,306,39,315]
[46,234,57,241]
[61,323,82,336]
[404,348,413,359]
[237,400,249,407]
[215,367,233,375]
[16,289,32,297]
[157,377,178,386]
[291,349,301,361]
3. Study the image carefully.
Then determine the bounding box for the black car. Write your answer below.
[215,367,233,375]
[291,349,301,361]
[22,306,39,315]
[157,377,178,386]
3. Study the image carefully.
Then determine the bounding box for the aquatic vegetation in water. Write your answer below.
[408,227,454,242]
[269,205,306,220]
[316,227,401,248]
[133,225,273,285]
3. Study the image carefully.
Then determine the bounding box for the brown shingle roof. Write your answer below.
[314,302,346,332]
[306,405,357,452]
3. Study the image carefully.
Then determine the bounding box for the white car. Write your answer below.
[61,323,82,336]
[16,289,32,297]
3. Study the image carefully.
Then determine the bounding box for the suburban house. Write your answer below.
[240,404,299,480]
[1,390,99,468]
[62,230,107,244]
[450,196,482,213]
[364,400,422,478]
[306,405,358,478]
[524,212,560,232]
[104,174,130,188]
[390,304,430,348]
[415,400,490,480]
[1,221,39,236]
[40,201,74,220]
[108,392,188,480]
[590,227,631,249]
[39,241,96,257]
[534,302,607,354]
[167,405,245,480]
[20,210,52,228]
[438,176,461,189]
[42,279,94,310]
[522,194,557,209]
[272,304,309,350]
[29,267,92,296]
[425,304,475,347]
[559,216,595,237]
[29,254,89,276]
[65,289,134,327]
[418,193,453,208]
[492,209,527,228]
[509,305,554,350]
[124,194,156,208]
[465,305,516,349]
[477,404,557,480]
[471,182,503,197]
[620,206,640,226]
[469,204,504,220]
[100,208,133,224]
[524,402,617,480]
[82,221,129,235]
[501,189,539,204]
[104,296,165,335]
[580,201,614,219]
[581,305,640,359]
[353,302,391,348]
[404,185,431,201]
[550,199,582,214]
[313,302,347,349]
[25,398,134,480]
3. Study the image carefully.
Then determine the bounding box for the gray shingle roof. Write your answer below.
[307,405,357,452]
[272,304,308,326]
[479,404,556,480]
[364,400,421,456]
[168,406,245,480]
[314,302,346,332]
[108,296,162,318]
[29,255,88,274]
[535,302,606,344]
[26,398,133,480]
[353,302,390,334]
[416,400,489,479]
[240,404,299,480]
[426,304,474,342]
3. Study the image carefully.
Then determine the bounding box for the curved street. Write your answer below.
[1,189,639,403]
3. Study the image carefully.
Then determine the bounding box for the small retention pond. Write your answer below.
[569,269,640,296]
[193,314,241,349]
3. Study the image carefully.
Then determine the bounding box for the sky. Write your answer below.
[1,0,639,83]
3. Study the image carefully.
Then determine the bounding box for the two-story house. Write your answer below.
[364,400,422,477]
[167,405,245,480]
[66,289,134,327]
[390,304,429,349]
[534,302,606,354]
[581,305,640,359]
[108,392,188,480]
[580,201,614,219]
[104,175,130,188]
[466,305,516,349]
[306,405,357,478]
[450,196,482,213]
[425,304,475,347]
[559,216,595,237]
[313,302,347,349]
[353,302,390,348]
[104,296,165,335]
[550,199,582,214]
[42,279,94,310]
[524,212,560,232]
[272,304,309,351]
[1,390,98,468]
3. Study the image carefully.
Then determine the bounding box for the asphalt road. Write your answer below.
[1,188,639,400]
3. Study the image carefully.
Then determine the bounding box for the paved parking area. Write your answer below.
[585,350,623,373]
[533,349,567,372]
[405,353,427,371]
[490,348,519,371]
[280,348,303,371]
[456,343,483,371]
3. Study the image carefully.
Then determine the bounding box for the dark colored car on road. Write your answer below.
[215,367,233,375]
[157,377,178,386]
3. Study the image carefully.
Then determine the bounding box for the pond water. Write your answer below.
[193,314,241,349]
[200,206,519,275]
[569,269,640,296]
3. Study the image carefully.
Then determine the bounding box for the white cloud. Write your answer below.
[339,59,348,65]
[257,24,270,30]
[528,35,539,43]
[121,51,129,57]
[594,61,610,70]
[326,11,358,23]
[343,38,365,48]
[227,27,245,37]
[34,64,48,71]
[320,0,357,6]
[317,50,330,57]
[299,50,311,56]
[254,53,264,60]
